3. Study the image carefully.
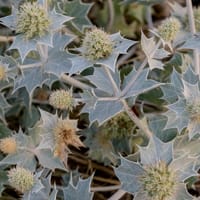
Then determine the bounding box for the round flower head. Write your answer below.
[140,161,177,200]
[82,28,113,60]
[8,167,34,193]
[49,90,74,110]
[158,17,181,42]
[16,2,51,39]
[0,137,17,154]
[0,65,6,80]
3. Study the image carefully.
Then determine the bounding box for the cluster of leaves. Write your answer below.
[0,0,200,199]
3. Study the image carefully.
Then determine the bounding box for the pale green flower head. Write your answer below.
[140,161,177,200]
[82,28,113,60]
[158,17,181,42]
[49,89,74,110]
[8,167,35,193]
[16,2,51,39]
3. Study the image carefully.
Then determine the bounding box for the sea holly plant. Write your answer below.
[0,0,200,199]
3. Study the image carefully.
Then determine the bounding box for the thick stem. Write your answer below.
[107,0,115,31]
[146,6,153,30]
[61,74,92,90]
[122,99,152,138]
[108,189,127,200]
[186,0,200,74]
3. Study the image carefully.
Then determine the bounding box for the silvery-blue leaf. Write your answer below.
[170,155,197,181]
[183,66,199,84]
[49,9,73,31]
[141,32,168,70]
[53,32,75,50]
[8,35,37,62]
[180,34,200,52]
[86,67,120,95]
[63,176,94,200]
[36,32,53,47]
[34,149,66,171]
[160,84,179,103]
[139,136,173,165]
[59,0,92,31]
[82,100,123,125]
[122,68,161,99]
[148,114,177,142]
[44,50,72,77]
[70,56,93,74]
[110,32,137,54]
[80,90,97,109]
[14,68,49,98]
[114,156,145,194]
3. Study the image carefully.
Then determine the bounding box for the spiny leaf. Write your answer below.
[14,68,49,99]
[139,135,173,165]
[60,0,92,31]
[114,156,145,194]
[63,176,94,200]
[81,99,124,125]
[141,32,169,70]
[122,68,162,99]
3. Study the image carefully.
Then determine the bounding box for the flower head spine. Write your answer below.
[8,167,34,193]
[82,28,113,60]
[16,2,51,39]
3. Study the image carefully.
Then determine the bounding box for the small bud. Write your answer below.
[82,28,113,60]
[140,161,177,200]
[158,17,181,42]
[0,65,6,80]
[0,137,17,154]
[8,167,34,193]
[49,90,74,110]
[16,2,51,39]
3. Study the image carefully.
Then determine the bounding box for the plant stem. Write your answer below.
[19,62,43,69]
[186,0,200,74]
[61,74,93,90]
[146,6,153,30]
[0,36,13,42]
[108,189,127,200]
[91,185,121,192]
[107,0,115,31]
[122,99,153,138]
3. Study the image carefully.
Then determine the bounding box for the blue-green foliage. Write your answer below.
[0,0,200,199]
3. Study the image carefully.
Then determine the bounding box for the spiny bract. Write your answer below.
[49,90,74,110]
[140,161,177,200]
[0,137,17,154]
[158,17,181,42]
[81,28,113,60]
[53,119,84,158]
[16,2,51,39]
[8,167,34,193]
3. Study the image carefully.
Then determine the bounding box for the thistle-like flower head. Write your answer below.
[81,28,113,60]
[16,2,51,39]
[101,112,134,139]
[53,119,83,148]
[140,161,177,200]
[158,17,181,42]
[49,90,74,110]
[8,167,34,193]
[0,137,17,154]
[0,65,6,80]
